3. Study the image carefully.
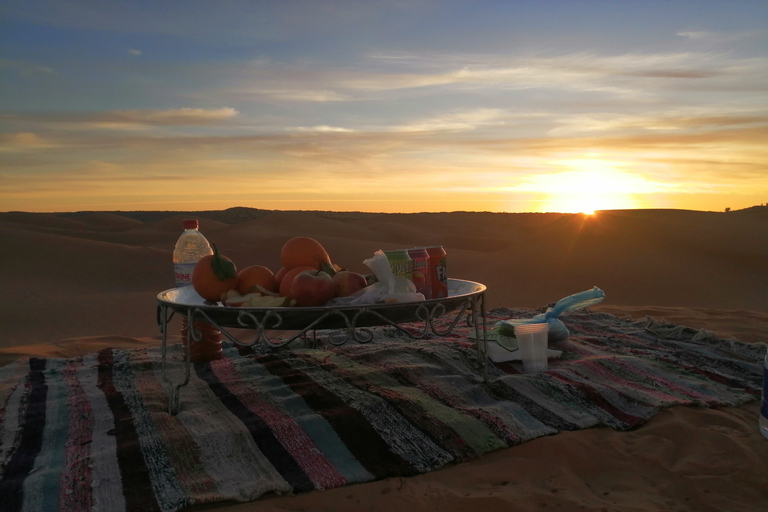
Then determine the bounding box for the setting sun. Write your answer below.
[516,159,674,214]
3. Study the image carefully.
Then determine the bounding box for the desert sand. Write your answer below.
[1,206,767,511]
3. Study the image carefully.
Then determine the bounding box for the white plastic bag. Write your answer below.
[326,250,425,306]
[496,286,605,342]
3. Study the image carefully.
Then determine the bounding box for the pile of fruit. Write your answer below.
[191,237,369,308]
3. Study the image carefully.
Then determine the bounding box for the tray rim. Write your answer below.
[157,277,486,314]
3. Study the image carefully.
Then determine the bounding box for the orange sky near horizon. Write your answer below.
[1,2,767,215]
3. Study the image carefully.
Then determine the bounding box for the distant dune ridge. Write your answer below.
[1,206,766,347]
[1,206,767,512]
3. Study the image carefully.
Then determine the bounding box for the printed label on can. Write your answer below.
[407,248,431,298]
[174,262,196,287]
[426,246,448,298]
[435,258,447,284]
[384,250,413,280]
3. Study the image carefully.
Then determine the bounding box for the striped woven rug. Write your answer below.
[0,309,763,512]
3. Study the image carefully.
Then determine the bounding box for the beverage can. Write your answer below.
[181,317,222,362]
[407,248,431,299]
[383,249,413,281]
[426,246,448,298]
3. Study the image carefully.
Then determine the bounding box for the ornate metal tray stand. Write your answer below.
[157,278,488,414]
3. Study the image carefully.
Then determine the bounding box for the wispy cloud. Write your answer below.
[105,107,239,125]
[677,30,765,43]
[386,108,508,133]
[291,125,355,133]
[216,50,768,106]
[0,108,239,132]
[547,111,768,136]
[0,59,55,77]
[0,132,52,150]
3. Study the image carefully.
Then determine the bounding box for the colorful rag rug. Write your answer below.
[0,309,763,512]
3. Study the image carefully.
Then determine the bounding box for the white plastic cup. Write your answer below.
[515,323,549,373]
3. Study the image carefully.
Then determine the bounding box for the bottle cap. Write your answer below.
[182,219,199,230]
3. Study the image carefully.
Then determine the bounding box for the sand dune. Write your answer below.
[1,207,767,511]
[2,207,766,346]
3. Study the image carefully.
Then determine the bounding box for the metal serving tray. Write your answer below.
[157,278,486,331]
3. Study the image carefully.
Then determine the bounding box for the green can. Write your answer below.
[383,249,413,281]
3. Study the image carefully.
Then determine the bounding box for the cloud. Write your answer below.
[106,107,239,125]
[128,48,142,57]
[547,112,768,136]
[386,108,507,133]
[0,132,52,151]
[0,59,55,77]
[220,50,768,107]
[243,89,351,102]
[2,120,765,212]
[0,108,239,132]
[4,107,766,167]
[677,30,764,43]
[291,125,355,133]
[677,31,721,40]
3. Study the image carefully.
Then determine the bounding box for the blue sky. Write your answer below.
[2,0,767,213]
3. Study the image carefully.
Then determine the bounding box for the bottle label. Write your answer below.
[174,262,197,287]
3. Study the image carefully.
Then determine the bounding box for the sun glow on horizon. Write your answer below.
[517,159,673,214]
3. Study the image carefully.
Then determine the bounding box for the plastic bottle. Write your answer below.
[172,219,222,362]
[760,348,768,440]
[173,219,214,287]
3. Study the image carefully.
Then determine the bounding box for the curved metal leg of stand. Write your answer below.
[475,294,489,382]
[156,287,491,412]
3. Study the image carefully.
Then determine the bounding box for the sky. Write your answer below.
[1,0,767,214]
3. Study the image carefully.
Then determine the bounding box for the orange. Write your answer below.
[237,265,278,295]
[280,236,332,271]
[192,244,238,302]
[275,266,288,286]
[278,265,315,298]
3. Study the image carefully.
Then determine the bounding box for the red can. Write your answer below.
[407,247,431,299]
[180,317,222,362]
[426,246,447,299]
